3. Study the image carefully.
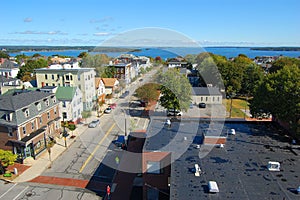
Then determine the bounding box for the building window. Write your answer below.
[5,113,12,121]
[70,75,73,80]
[45,74,48,80]
[31,122,35,130]
[55,121,59,129]
[47,112,50,119]
[8,127,13,137]
[217,97,220,102]
[45,83,48,86]
[24,109,30,118]
[36,103,41,111]
[52,83,55,86]
[62,112,67,119]
[66,75,70,81]
[45,99,49,107]
[78,76,80,81]
[52,74,55,80]
[52,96,56,103]
[146,161,161,174]
[57,74,60,80]
[213,97,215,102]
[22,126,26,134]
[206,97,208,102]
[40,117,42,124]
[54,107,57,115]
[62,101,66,108]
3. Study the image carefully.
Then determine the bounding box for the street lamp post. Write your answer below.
[63,114,67,147]
[123,109,127,137]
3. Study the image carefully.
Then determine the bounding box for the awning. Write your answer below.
[21,128,46,143]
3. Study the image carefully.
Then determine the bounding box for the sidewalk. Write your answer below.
[12,111,99,183]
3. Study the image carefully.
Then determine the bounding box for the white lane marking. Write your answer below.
[12,186,29,200]
[0,183,16,199]
[143,119,149,130]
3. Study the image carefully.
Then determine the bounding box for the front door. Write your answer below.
[25,145,32,158]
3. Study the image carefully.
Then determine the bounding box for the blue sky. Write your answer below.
[1,0,299,46]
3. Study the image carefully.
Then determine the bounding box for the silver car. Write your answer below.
[88,119,100,128]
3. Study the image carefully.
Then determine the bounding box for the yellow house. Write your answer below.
[35,66,96,111]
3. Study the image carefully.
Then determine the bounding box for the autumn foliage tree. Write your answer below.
[135,83,160,104]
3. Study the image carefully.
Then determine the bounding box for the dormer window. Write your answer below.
[24,109,30,118]
[51,96,56,103]
[5,113,13,121]
[44,99,49,107]
[36,102,41,111]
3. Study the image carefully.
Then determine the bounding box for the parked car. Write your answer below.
[88,119,100,128]
[199,102,206,108]
[228,128,236,135]
[114,135,126,149]
[109,103,117,109]
[167,110,183,116]
[104,107,112,113]
[120,90,130,98]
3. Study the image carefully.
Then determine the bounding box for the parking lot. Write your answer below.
[170,122,300,200]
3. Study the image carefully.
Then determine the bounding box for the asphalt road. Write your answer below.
[0,67,157,199]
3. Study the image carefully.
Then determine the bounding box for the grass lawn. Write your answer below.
[223,98,249,118]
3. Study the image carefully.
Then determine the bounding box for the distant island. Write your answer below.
[250,47,300,51]
[0,46,137,53]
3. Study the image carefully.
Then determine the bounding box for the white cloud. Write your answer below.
[90,16,113,23]
[13,30,68,35]
[23,17,32,22]
[93,32,110,36]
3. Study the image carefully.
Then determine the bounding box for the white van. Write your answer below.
[208,181,219,193]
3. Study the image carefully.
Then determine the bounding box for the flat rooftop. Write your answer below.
[144,118,227,153]
[170,123,300,199]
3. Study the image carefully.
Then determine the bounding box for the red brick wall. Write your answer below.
[0,126,17,150]
[142,152,171,199]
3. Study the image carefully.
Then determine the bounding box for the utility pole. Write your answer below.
[63,113,67,147]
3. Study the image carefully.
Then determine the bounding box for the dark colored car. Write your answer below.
[199,102,206,108]
[120,90,130,98]
[114,136,126,149]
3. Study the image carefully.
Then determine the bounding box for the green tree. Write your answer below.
[250,65,300,135]
[78,51,88,58]
[81,111,92,123]
[157,68,192,113]
[81,54,110,76]
[32,53,42,58]
[0,149,17,167]
[269,57,300,73]
[102,66,116,78]
[0,51,9,59]
[15,54,29,64]
[17,58,48,80]
[68,123,76,137]
[135,83,160,104]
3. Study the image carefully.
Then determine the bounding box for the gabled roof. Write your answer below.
[101,78,118,87]
[192,87,221,96]
[55,87,77,101]
[0,60,19,69]
[0,75,18,83]
[95,77,102,89]
[0,90,55,111]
